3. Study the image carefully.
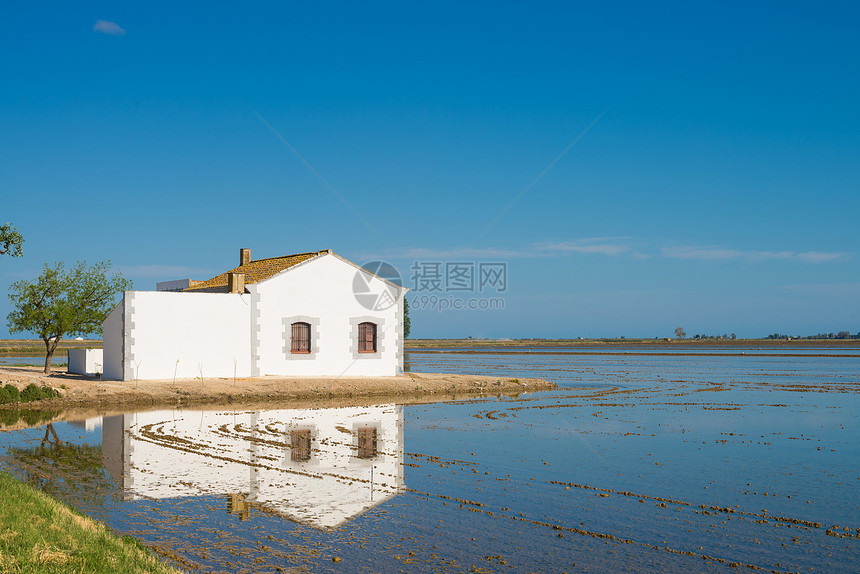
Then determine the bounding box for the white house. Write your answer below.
[101,404,405,529]
[102,249,406,381]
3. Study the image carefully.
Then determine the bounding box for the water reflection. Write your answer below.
[3,421,118,516]
[100,404,404,530]
[2,351,858,573]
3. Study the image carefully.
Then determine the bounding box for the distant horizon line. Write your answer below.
[2,335,859,343]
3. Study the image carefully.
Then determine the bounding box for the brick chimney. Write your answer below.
[239,248,251,266]
[228,272,245,293]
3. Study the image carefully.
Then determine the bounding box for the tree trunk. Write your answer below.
[43,347,53,374]
[41,423,63,447]
[42,336,59,375]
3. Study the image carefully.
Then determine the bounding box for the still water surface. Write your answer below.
[0,356,66,366]
[0,352,858,573]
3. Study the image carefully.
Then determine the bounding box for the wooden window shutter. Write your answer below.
[291,322,310,353]
[357,426,377,459]
[290,430,311,462]
[358,322,376,353]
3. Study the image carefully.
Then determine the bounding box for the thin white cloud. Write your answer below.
[93,20,126,36]
[361,240,850,265]
[536,238,631,257]
[662,246,747,260]
[359,239,631,261]
[776,282,860,295]
[794,251,848,263]
[661,245,849,263]
[356,247,525,261]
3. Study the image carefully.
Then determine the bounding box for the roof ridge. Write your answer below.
[245,250,328,264]
[182,249,331,292]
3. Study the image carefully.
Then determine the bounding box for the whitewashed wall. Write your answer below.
[67,349,104,376]
[102,252,404,381]
[102,302,123,380]
[253,253,404,377]
[120,291,251,381]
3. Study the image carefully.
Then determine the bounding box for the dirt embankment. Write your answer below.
[0,365,556,412]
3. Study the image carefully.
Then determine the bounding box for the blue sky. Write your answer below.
[2,1,858,339]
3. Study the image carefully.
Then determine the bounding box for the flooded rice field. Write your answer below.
[0,356,66,366]
[1,351,858,573]
[409,345,860,356]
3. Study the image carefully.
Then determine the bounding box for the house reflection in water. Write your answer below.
[102,404,404,530]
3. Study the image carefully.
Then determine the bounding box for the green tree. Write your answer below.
[0,222,24,257]
[7,260,131,374]
[403,296,411,339]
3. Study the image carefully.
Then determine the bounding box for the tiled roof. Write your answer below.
[184,250,328,292]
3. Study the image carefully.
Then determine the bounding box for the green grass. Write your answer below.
[0,471,184,573]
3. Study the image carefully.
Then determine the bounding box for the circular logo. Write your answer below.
[353,261,402,311]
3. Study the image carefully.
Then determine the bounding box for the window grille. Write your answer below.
[291,322,311,353]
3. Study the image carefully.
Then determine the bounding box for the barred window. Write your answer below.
[358,322,377,353]
[290,430,311,462]
[291,322,311,354]
[357,426,378,459]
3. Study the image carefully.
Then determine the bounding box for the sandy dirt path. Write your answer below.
[0,366,556,413]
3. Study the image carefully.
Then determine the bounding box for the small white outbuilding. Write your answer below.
[67,348,104,377]
[102,249,406,381]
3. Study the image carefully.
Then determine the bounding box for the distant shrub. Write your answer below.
[19,384,41,402]
[19,384,59,403]
[0,384,59,405]
[0,384,20,404]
